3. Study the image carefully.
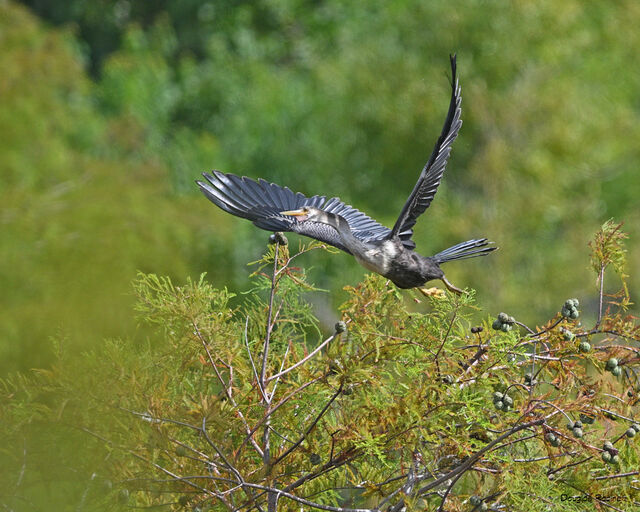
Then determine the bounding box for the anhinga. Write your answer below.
[197,55,496,295]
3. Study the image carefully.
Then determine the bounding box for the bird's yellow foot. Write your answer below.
[418,287,446,298]
[441,276,464,295]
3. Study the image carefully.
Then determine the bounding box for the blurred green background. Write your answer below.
[2,0,639,377]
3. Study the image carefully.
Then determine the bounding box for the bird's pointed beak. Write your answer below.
[280,209,306,216]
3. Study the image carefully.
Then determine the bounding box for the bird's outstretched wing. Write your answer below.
[389,54,462,250]
[197,170,391,254]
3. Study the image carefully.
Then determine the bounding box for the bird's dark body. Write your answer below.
[384,250,443,289]
[196,55,497,293]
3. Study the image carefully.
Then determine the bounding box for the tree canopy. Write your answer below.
[3,223,639,511]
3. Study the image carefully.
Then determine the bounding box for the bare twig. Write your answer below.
[437,471,464,512]
[192,322,264,458]
[513,451,577,463]
[80,427,218,499]
[595,407,635,422]
[235,375,325,461]
[597,263,605,328]
[243,315,266,401]
[227,481,373,512]
[490,433,538,453]
[201,417,266,512]
[272,384,343,467]
[282,450,360,493]
[593,471,640,481]
[273,242,328,279]
[433,307,459,378]
[260,240,280,388]
[520,317,564,340]
[388,418,545,512]
[119,407,199,430]
[267,333,336,383]
[201,417,241,480]
[269,342,291,397]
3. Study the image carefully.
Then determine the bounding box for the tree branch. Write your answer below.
[192,321,264,458]
[260,240,280,389]
[388,417,545,512]
[267,333,336,383]
[272,383,343,467]
[235,375,325,462]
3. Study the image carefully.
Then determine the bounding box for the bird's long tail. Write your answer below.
[433,238,496,264]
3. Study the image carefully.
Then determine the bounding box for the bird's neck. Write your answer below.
[324,212,370,254]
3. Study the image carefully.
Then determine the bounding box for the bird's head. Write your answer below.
[280,206,324,223]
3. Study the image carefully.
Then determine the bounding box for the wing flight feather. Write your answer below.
[390,54,463,248]
[197,170,391,253]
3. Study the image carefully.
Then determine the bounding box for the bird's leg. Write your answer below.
[441,275,464,295]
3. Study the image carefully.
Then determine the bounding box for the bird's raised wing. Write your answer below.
[197,171,391,254]
[390,54,462,250]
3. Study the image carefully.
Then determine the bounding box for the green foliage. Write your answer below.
[3,226,639,511]
[590,220,631,308]
[133,272,235,336]
[590,220,629,277]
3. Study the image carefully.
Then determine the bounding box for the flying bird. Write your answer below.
[197,55,496,295]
